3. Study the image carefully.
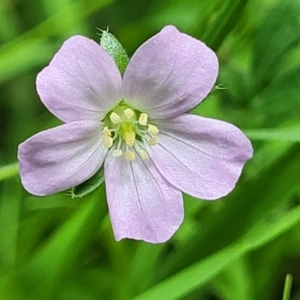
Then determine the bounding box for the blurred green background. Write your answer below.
[1,0,300,299]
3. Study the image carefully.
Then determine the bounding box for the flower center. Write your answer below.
[102,101,159,161]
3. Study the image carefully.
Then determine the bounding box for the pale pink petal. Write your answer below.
[122,25,218,118]
[147,114,253,199]
[104,151,184,243]
[37,36,122,122]
[18,121,107,196]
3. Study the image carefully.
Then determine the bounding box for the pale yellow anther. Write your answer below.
[110,112,121,124]
[103,126,111,136]
[139,113,148,126]
[148,136,159,146]
[148,124,159,135]
[103,134,113,148]
[124,150,135,161]
[140,149,149,160]
[123,131,136,147]
[112,149,123,157]
[124,108,135,119]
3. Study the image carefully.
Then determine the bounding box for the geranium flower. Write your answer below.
[18,26,253,243]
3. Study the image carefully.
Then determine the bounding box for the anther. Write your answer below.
[124,150,135,161]
[148,136,159,146]
[139,113,148,126]
[124,108,135,119]
[103,134,113,148]
[140,149,149,159]
[112,149,123,157]
[110,112,121,124]
[103,126,111,136]
[148,124,159,135]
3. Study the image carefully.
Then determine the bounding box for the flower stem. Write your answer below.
[0,162,19,181]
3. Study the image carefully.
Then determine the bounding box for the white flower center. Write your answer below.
[102,102,159,161]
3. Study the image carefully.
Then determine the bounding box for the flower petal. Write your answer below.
[18,121,107,196]
[122,25,218,118]
[104,151,184,243]
[37,36,122,122]
[147,114,253,200]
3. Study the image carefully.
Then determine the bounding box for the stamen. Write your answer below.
[139,113,148,126]
[103,103,161,161]
[110,112,121,124]
[124,108,135,119]
[103,134,113,148]
[139,149,148,159]
[148,136,159,146]
[148,124,159,135]
[103,126,111,136]
[124,150,135,161]
[112,149,123,157]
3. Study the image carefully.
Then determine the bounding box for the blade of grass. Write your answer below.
[282,274,293,300]
[41,0,88,36]
[0,181,21,270]
[0,0,111,47]
[132,205,300,300]
[0,162,18,181]
[245,127,300,142]
[0,0,112,82]
[0,187,107,300]
[160,144,300,279]
[201,0,250,50]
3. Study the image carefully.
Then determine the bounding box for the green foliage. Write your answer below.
[1,0,300,299]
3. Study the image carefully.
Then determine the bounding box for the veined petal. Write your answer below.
[18,121,107,196]
[104,150,184,243]
[37,36,122,122]
[147,114,253,200]
[122,25,218,119]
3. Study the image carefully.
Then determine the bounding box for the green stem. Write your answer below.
[0,162,19,181]
[201,0,250,51]
[282,274,293,300]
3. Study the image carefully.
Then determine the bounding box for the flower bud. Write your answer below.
[100,30,129,74]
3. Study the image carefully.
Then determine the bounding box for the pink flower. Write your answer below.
[18,26,253,243]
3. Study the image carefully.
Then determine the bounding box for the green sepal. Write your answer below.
[100,29,129,74]
[214,83,227,90]
[70,167,104,198]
